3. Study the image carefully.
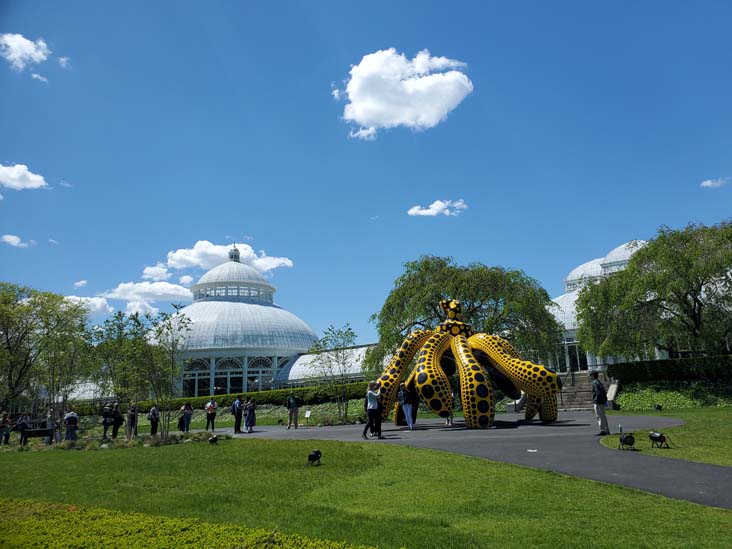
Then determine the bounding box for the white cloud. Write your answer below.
[59,180,72,188]
[48,238,59,244]
[0,164,49,191]
[408,199,468,217]
[142,262,171,281]
[0,33,51,71]
[0,192,3,200]
[700,177,730,189]
[336,48,474,140]
[58,56,71,69]
[31,72,48,83]
[126,301,159,316]
[179,275,194,286]
[73,280,88,288]
[66,296,113,315]
[166,240,293,273]
[1,234,29,248]
[101,281,192,303]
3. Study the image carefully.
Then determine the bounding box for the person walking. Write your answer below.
[397,383,414,430]
[362,381,383,440]
[111,402,124,439]
[182,402,193,433]
[231,395,243,434]
[244,397,256,433]
[591,371,610,435]
[148,405,160,436]
[285,393,302,430]
[205,398,218,431]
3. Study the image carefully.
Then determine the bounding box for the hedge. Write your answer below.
[615,381,732,411]
[72,382,369,416]
[1,498,372,548]
[607,356,732,383]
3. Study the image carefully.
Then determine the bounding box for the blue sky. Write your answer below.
[1,1,731,343]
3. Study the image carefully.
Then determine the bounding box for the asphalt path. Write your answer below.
[230,411,732,509]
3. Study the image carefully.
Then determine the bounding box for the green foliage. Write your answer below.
[615,381,732,411]
[1,498,371,548]
[72,382,369,416]
[577,222,732,357]
[366,256,563,372]
[607,356,732,383]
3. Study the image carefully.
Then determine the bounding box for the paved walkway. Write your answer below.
[231,411,732,509]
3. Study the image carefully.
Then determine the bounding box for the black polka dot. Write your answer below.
[476,385,488,398]
[474,373,485,382]
[430,398,442,410]
[477,401,489,413]
[478,416,489,427]
[417,373,427,384]
[422,385,434,399]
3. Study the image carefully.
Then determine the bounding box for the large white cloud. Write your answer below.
[179,275,194,286]
[166,240,293,273]
[101,281,192,303]
[142,262,171,281]
[0,164,48,191]
[126,301,159,316]
[66,296,114,315]
[0,33,51,71]
[408,199,468,217]
[1,234,30,248]
[336,48,474,140]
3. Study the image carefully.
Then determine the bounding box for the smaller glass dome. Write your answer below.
[564,258,603,292]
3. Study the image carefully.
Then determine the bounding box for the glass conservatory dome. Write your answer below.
[179,246,317,353]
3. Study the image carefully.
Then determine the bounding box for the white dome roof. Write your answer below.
[180,301,317,352]
[196,261,272,287]
[551,291,579,331]
[603,240,646,266]
[565,258,603,283]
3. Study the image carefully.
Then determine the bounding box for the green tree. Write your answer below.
[308,324,359,424]
[146,305,191,439]
[365,256,563,373]
[576,222,732,358]
[36,294,94,418]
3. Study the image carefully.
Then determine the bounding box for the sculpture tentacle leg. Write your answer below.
[451,334,494,428]
[525,395,541,420]
[468,333,561,423]
[415,331,454,418]
[377,329,433,421]
[538,395,558,422]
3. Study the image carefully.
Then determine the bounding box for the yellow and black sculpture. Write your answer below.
[377,299,562,428]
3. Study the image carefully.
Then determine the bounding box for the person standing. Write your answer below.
[244,397,256,433]
[126,404,138,440]
[362,381,383,440]
[111,402,124,439]
[231,395,243,434]
[205,398,218,431]
[101,404,113,439]
[397,383,414,430]
[182,402,193,433]
[45,409,55,445]
[17,413,30,446]
[591,371,610,435]
[148,405,160,436]
[285,393,301,430]
[0,413,11,445]
[64,410,79,441]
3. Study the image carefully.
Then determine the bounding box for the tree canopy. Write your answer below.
[576,222,732,358]
[365,256,563,372]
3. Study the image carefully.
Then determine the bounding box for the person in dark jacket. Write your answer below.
[111,402,124,439]
[101,404,113,439]
[148,405,160,436]
[232,396,243,434]
[591,371,610,435]
[244,397,256,433]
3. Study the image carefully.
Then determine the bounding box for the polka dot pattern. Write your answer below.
[415,331,454,418]
[450,335,494,428]
[468,333,560,422]
[376,329,434,422]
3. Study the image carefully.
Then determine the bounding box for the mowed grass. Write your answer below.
[1,439,731,548]
[603,407,732,466]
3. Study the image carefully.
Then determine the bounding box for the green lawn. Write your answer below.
[603,407,732,466]
[1,438,730,548]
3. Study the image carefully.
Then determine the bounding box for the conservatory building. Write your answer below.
[178,246,318,396]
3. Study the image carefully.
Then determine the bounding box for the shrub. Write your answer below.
[608,356,732,383]
[0,498,372,548]
[616,381,732,411]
